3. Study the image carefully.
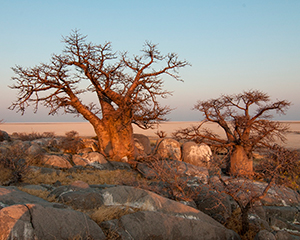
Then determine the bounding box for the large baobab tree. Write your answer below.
[173,90,290,176]
[9,30,189,161]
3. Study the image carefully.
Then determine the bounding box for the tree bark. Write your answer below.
[93,107,134,161]
[241,204,250,235]
[229,145,253,177]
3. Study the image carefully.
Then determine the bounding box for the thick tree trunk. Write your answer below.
[93,108,135,162]
[241,204,250,235]
[229,145,253,177]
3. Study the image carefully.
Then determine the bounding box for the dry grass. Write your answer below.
[225,208,260,240]
[90,205,140,225]
[0,165,13,185]
[17,187,57,202]
[11,131,55,141]
[23,168,141,186]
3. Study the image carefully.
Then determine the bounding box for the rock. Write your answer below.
[26,143,45,156]
[0,203,105,240]
[72,154,90,166]
[80,138,99,151]
[13,140,31,151]
[49,182,104,210]
[70,180,90,189]
[137,160,208,183]
[101,210,240,240]
[254,230,276,240]
[81,152,108,164]
[182,142,212,167]
[0,130,11,142]
[58,189,104,210]
[134,134,151,155]
[29,165,62,175]
[77,147,93,154]
[41,154,72,169]
[21,185,49,192]
[100,185,227,227]
[264,206,300,224]
[212,177,300,207]
[0,186,64,208]
[154,138,181,161]
[274,231,296,240]
[134,138,147,159]
[194,186,232,223]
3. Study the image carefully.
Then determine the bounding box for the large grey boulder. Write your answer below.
[101,210,240,240]
[154,138,181,161]
[194,186,232,224]
[0,203,105,240]
[100,185,231,227]
[211,177,300,207]
[182,141,212,167]
[58,189,104,210]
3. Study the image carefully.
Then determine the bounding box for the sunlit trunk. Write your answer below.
[93,104,135,161]
[229,145,253,177]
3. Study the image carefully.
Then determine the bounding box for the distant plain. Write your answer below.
[1,121,300,150]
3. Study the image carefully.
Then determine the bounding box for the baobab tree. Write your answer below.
[9,30,189,161]
[173,90,290,176]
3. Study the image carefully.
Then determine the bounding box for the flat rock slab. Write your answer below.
[101,210,240,240]
[0,186,63,208]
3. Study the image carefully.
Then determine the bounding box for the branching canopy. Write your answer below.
[174,90,290,151]
[9,30,189,129]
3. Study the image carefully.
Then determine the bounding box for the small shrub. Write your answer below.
[155,130,167,138]
[0,145,31,185]
[11,131,55,141]
[225,208,259,240]
[60,131,84,154]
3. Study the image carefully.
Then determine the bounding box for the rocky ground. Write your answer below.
[0,130,300,240]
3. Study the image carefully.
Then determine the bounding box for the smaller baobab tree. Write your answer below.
[9,30,189,161]
[173,90,291,177]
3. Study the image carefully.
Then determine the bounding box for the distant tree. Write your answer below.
[219,146,300,235]
[9,30,189,161]
[173,90,290,176]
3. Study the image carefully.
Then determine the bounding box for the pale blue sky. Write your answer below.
[1,0,299,122]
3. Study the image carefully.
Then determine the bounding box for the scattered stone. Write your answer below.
[82,151,107,163]
[58,189,104,210]
[26,143,45,156]
[134,133,151,155]
[70,180,90,189]
[182,141,212,167]
[41,154,72,169]
[0,130,11,142]
[80,138,99,151]
[254,230,276,240]
[154,138,181,160]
